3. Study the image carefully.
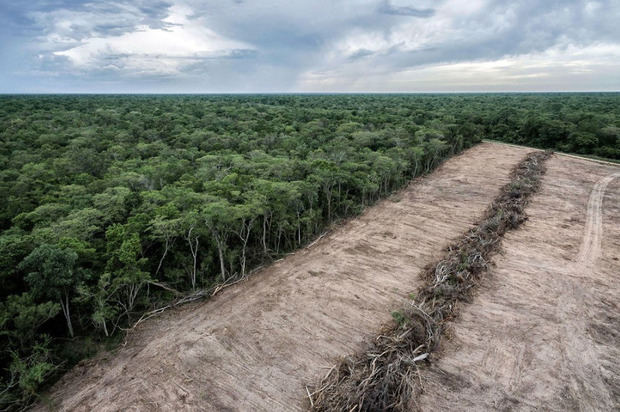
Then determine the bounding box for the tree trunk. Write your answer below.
[188,234,198,290]
[155,237,172,276]
[237,218,254,276]
[185,227,199,289]
[215,235,226,281]
[262,214,268,255]
[60,293,74,337]
[296,210,301,246]
[326,191,332,222]
[276,227,282,253]
[192,240,198,289]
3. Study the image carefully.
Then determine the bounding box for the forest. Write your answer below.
[1,93,618,409]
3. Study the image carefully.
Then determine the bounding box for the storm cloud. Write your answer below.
[378,0,435,17]
[0,0,618,92]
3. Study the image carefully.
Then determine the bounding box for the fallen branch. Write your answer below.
[123,263,270,336]
[306,230,331,249]
[148,281,183,296]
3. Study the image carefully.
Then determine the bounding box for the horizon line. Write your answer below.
[1,90,619,95]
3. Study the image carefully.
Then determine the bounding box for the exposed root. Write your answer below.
[310,150,552,412]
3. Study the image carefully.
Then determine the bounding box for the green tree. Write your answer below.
[203,199,235,281]
[104,224,150,319]
[18,244,80,337]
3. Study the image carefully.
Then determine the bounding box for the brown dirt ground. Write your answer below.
[35,142,530,411]
[417,155,620,411]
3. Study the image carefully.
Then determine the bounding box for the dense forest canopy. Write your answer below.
[1,93,618,408]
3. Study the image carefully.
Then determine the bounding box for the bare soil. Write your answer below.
[418,155,620,411]
[35,142,530,411]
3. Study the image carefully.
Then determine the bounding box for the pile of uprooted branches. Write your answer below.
[309,150,552,412]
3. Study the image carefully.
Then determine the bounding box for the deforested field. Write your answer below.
[417,154,620,411]
[3,0,620,407]
[2,94,618,411]
[34,143,620,411]
[35,142,532,411]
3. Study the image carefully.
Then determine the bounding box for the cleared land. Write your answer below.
[36,142,530,411]
[418,155,620,410]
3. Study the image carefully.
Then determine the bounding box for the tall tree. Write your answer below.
[19,244,80,337]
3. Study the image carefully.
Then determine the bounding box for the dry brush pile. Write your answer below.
[309,150,552,411]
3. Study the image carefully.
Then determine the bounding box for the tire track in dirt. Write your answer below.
[576,172,620,265]
[417,156,620,411]
[35,143,532,412]
[558,171,620,410]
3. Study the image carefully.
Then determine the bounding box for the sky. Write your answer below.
[0,0,619,93]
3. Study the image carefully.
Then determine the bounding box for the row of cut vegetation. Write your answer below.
[309,150,552,411]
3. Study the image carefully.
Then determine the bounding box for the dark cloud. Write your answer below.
[351,0,620,73]
[0,0,173,38]
[0,0,618,92]
[348,49,376,60]
[378,1,435,17]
